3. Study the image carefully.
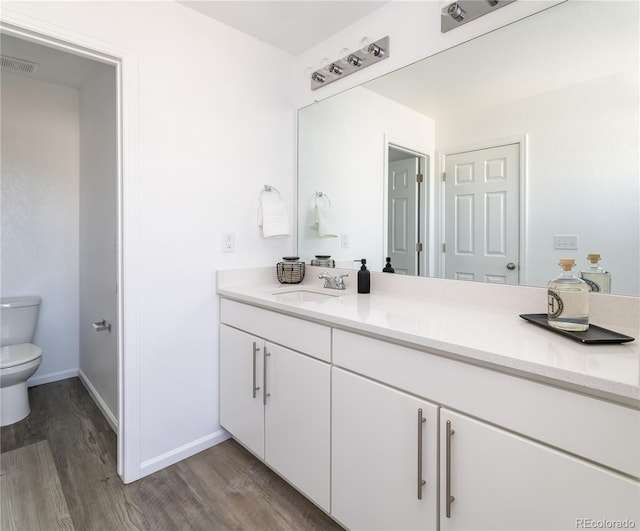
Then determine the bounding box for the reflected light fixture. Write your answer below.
[310,36,389,91]
[442,0,516,33]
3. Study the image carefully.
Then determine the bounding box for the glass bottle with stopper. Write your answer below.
[580,253,611,294]
[547,258,589,331]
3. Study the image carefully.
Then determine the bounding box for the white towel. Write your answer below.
[308,206,319,230]
[258,193,290,238]
[317,205,338,237]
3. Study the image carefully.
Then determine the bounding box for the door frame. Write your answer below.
[0,12,141,482]
[437,135,528,284]
[383,136,431,277]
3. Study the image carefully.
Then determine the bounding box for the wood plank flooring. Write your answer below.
[0,378,343,530]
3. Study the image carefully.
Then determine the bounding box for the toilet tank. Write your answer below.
[0,296,42,347]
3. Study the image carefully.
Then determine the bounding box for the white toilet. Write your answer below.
[1,296,43,427]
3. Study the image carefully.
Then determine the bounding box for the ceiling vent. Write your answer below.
[1,55,39,75]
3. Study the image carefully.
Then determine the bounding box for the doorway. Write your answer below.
[0,31,122,469]
[442,142,522,284]
[387,145,429,275]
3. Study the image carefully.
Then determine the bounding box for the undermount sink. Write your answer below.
[273,289,341,302]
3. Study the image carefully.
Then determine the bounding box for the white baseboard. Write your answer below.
[138,429,231,479]
[78,369,118,433]
[28,368,78,387]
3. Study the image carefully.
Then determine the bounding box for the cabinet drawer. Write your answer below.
[333,329,640,478]
[220,299,331,362]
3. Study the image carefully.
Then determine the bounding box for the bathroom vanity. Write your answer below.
[217,267,640,530]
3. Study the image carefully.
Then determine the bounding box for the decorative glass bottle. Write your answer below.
[547,258,589,331]
[580,254,611,294]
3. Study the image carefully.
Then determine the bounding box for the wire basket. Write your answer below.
[276,258,305,284]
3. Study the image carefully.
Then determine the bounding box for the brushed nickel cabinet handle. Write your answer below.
[446,420,455,518]
[417,408,427,500]
[263,346,271,405]
[252,341,261,399]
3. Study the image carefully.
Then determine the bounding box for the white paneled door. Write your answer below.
[444,143,520,284]
[388,157,419,275]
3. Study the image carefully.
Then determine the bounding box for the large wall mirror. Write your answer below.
[298,1,639,296]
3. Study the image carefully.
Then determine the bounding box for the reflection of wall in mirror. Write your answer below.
[437,71,639,296]
[298,86,434,272]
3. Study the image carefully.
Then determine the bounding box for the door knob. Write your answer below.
[506,262,516,270]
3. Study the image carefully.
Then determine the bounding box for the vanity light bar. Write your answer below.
[310,36,389,91]
[441,0,516,33]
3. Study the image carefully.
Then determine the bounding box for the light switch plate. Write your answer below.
[554,235,578,250]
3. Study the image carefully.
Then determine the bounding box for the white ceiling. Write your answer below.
[178,1,388,56]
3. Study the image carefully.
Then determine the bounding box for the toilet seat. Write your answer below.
[0,343,43,369]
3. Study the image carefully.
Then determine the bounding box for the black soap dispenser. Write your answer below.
[383,257,395,273]
[358,258,370,294]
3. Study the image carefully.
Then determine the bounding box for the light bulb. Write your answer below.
[359,37,371,52]
[347,54,363,67]
[329,63,343,75]
[339,48,351,65]
[367,43,384,57]
[311,71,326,83]
[447,2,465,21]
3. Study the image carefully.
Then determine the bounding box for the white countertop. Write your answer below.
[217,267,640,407]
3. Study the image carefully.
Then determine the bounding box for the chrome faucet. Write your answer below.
[319,272,349,290]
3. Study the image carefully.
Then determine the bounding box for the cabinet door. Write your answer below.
[440,409,640,531]
[219,325,264,458]
[332,368,438,530]
[264,343,331,512]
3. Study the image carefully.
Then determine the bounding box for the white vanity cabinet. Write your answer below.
[332,367,438,530]
[332,329,640,531]
[219,299,331,512]
[440,409,640,531]
[217,289,639,530]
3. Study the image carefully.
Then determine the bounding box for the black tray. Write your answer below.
[519,314,635,344]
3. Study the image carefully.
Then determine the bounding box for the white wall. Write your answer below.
[436,72,640,295]
[2,0,296,480]
[298,86,434,272]
[79,60,119,424]
[1,72,80,384]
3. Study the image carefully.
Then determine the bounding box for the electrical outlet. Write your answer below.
[222,233,235,253]
[553,234,578,250]
[341,233,349,248]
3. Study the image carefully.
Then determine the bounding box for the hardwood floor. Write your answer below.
[0,378,343,530]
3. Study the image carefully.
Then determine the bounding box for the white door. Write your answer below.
[388,157,419,275]
[332,368,438,530]
[444,143,520,284]
[264,343,330,512]
[78,76,119,425]
[219,325,265,458]
[440,409,640,531]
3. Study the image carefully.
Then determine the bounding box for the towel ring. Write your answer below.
[261,184,281,198]
[314,191,331,207]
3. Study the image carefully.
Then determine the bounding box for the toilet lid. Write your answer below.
[0,343,42,369]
